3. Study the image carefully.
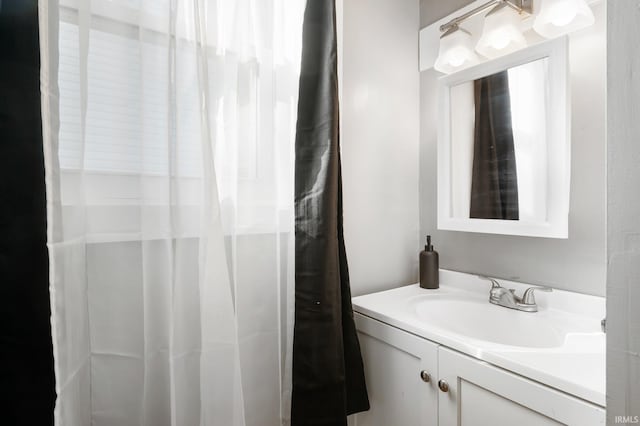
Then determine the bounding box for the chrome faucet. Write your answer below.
[478,276,552,313]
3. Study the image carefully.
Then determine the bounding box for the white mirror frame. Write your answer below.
[437,37,570,238]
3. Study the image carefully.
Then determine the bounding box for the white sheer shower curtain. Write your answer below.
[39,0,304,425]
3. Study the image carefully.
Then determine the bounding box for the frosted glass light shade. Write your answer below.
[434,28,480,74]
[533,0,595,38]
[476,4,527,59]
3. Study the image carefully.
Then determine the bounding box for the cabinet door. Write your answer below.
[353,313,439,426]
[437,347,605,426]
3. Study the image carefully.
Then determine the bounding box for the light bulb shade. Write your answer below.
[476,4,527,59]
[533,0,595,38]
[434,28,480,74]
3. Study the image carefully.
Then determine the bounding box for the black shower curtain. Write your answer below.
[0,1,56,424]
[470,71,519,220]
[291,1,370,425]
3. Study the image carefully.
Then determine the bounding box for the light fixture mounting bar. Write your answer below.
[439,0,533,33]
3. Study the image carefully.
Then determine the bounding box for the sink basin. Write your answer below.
[411,295,566,348]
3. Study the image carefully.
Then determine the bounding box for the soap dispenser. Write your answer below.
[420,235,439,289]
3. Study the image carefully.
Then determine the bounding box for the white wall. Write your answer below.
[419,0,607,296]
[340,0,421,296]
[420,0,471,27]
[606,0,640,421]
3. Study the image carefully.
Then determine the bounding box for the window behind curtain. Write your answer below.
[58,13,201,177]
[56,1,297,238]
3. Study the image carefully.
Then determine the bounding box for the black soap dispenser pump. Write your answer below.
[420,235,439,289]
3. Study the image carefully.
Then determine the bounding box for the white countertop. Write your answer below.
[352,269,606,407]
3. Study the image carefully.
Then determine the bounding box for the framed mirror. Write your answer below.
[437,37,570,238]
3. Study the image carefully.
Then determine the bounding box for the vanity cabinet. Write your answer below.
[354,311,439,426]
[354,313,605,426]
[438,347,605,426]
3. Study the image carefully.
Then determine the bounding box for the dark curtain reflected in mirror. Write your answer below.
[470,71,519,220]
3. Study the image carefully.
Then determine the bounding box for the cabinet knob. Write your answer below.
[420,370,431,383]
[438,379,449,392]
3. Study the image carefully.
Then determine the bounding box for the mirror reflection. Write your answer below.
[449,57,550,221]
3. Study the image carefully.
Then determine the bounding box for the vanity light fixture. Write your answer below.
[434,0,532,73]
[475,3,528,59]
[533,0,595,38]
[433,25,480,74]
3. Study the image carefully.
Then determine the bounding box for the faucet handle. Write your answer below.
[521,286,552,305]
[477,275,502,289]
